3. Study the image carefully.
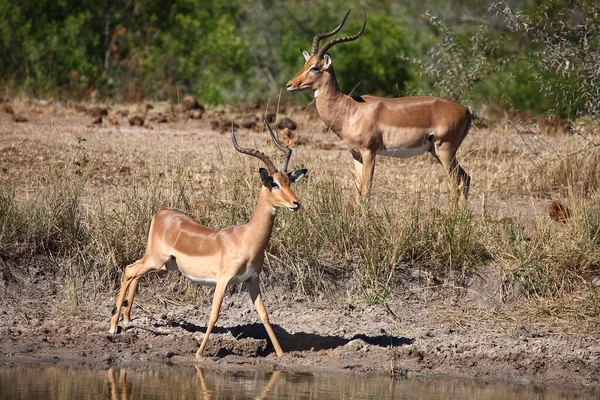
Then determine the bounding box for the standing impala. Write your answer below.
[287,10,471,203]
[109,119,307,358]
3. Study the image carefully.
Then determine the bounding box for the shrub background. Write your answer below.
[1,0,598,118]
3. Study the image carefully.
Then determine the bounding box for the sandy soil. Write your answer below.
[0,99,599,390]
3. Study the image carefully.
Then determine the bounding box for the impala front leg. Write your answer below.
[360,150,376,200]
[351,150,363,204]
[246,275,284,357]
[197,279,228,358]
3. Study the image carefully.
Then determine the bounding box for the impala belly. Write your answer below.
[377,143,431,158]
[182,267,257,287]
[377,126,434,158]
[183,275,218,286]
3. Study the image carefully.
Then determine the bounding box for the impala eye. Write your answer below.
[271,180,281,189]
[309,65,320,72]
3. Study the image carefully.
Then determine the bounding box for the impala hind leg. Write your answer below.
[196,279,228,357]
[351,151,363,204]
[433,146,470,202]
[246,276,284,357]
[122,276,143,326]
[109,257,165,334]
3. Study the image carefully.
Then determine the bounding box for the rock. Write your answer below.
[210,119,236,133]
[88,106,109,118]
[241,114,258,129]
[12,114,28,123]
[149,113,168,123]
[74,104,88,113]
[188,109,203,119]
[128,115,144,126]
[548,200,572,223]
[277,117,297,130]
[181,95,204,112]
[264,112,276,124]
[0,104,14,114]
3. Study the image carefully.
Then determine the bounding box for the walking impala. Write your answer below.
[109,119,307,358]
[287,10,472,203]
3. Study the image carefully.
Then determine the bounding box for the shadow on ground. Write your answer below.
[164,320,413,356]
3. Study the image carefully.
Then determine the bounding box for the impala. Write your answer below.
[287,10,472,203]
[109,119,307,358]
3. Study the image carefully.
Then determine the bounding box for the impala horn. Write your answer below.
[311,9,352,55]
[264,118,292,172]
[231,121,277,174]
[314,10,367,60]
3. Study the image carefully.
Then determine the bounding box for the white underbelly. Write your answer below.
[377,142,432,158]
[183,275,218,286]
[182,267,257,287]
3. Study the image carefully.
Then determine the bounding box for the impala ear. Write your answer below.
[323,54,332,69]
[259,168,273,187]
[301,49,310,61]
[288,169,308,183]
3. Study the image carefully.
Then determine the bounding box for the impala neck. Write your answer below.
[246,186,278,249]
[314,66,354,137]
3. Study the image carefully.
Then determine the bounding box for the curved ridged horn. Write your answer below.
[231,121,277,174]
[264,117,292,172]
[311,9,352,55]
[315,12,366,60]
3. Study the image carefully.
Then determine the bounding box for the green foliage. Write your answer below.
[325,12,413,96]
[412,12,503,104]
[0,0,598,117]
[490,0,600,117]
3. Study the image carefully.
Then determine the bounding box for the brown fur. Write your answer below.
[287,48,471,203]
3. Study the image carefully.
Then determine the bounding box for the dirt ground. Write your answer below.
[0,98,599,391]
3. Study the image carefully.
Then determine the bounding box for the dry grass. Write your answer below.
[0,99,599,331]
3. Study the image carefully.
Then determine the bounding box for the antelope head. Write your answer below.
[232,119,307,211]
[286,10,366,94]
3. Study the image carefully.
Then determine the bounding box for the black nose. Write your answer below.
[294,200,300,208]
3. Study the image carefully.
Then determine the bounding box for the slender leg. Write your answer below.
[196,279,228,357]
[351,150,363,204]
[360,150,376,199]
[110,260,142,334]
[457,164,471,199]
[246,275,284,357]
[109,257,164,334]
[122,264,168,326]
[433,144,469,202]
[122,276,142,326]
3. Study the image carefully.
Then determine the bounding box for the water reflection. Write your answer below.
[195,367,279,400]
[0,363,598,399]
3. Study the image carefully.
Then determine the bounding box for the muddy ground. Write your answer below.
[0,99,599,391]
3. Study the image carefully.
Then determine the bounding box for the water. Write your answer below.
[0,363,597,399]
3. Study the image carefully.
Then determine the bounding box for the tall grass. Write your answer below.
[0,148,599,330]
